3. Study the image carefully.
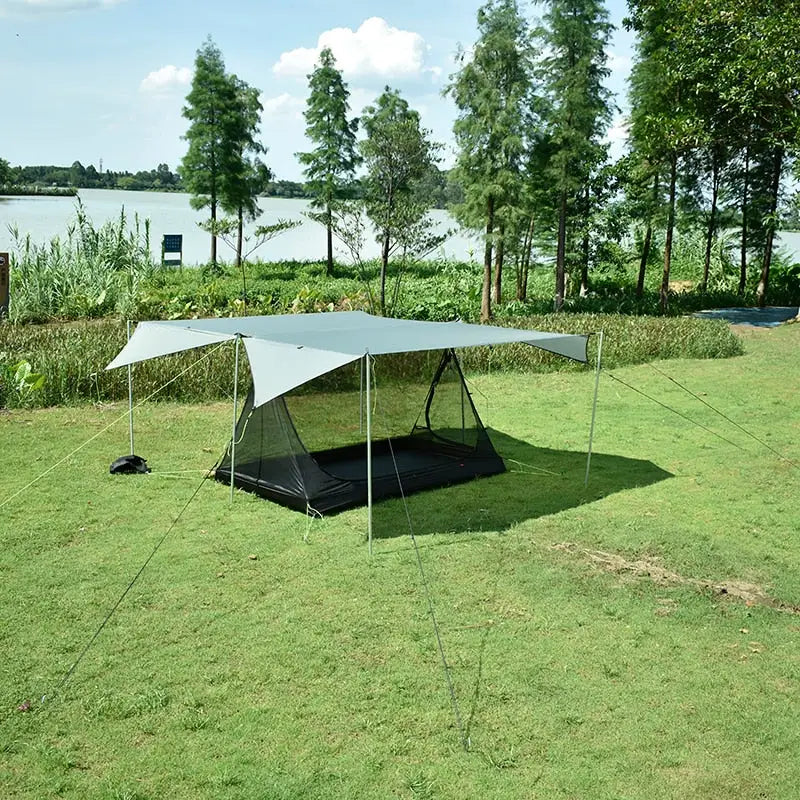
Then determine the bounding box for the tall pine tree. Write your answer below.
[297,48,359,275]
[542,0,613,310]
[180,37,239,268]
[219,77,269,268]
[447,0,533,322]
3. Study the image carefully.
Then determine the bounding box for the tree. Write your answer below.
[0,157,11,186]
[180,37,239,268]
[360,87,442,315]
[219,77,270,268]
[626,0,698,312]
[297,47,359,275]
[542,0,613,310]
[447,0,533,322]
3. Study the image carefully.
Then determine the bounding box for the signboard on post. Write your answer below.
[0,252,9,317]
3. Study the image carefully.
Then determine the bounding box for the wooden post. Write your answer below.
[0,253,9,317]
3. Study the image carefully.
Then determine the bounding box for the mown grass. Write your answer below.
[0,324,798,799]
[0,313,742,408]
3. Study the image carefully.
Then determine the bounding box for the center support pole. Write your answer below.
[126,320,134,455]
[584,330,604,487]
[230,334,241,505]
[365,353,373,555]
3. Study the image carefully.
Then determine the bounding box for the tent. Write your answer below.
[107,311,591,544]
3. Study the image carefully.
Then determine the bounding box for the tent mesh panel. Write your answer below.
[216,350,505,513]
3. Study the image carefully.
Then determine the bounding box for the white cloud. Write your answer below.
[607,50,632,75]
[604,113,630,160]
[273,17,430,80]
[0,0,125,14]
[139,65,192,94]
[262,92,304,119]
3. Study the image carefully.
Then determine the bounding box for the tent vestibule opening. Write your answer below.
[214,350,506,514]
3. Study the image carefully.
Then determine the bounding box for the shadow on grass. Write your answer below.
[372,429,672,539]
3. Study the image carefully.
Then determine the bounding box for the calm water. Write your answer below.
[2,188,799,266]
[0,189,480,265]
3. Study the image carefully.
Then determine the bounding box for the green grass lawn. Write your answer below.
[1,324,798,799]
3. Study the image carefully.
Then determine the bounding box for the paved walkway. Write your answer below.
[693,306,798,327]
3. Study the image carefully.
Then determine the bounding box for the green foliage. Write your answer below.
[5,202,154,324]
[297,47,360,273]
[0,357,46,407]
[447,0,534,319]
[359,87,444,314]
[542,0,614,307]
[180,37,247,266]
[3,161,183,192]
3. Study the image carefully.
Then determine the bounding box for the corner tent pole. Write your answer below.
[126,320,134,455]
[230,334,241,505]
[365,353,373,556]
[359,356,364,434]
[584,330,604,487]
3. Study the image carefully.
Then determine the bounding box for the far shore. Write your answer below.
[1,186,77,198]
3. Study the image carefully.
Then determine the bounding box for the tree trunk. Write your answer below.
[579,185,590,297]
[481,196,494,323]
[210,199,217,267]
[235,206,244,270]
[380,231,390,316]
[555,189,568,311]
[237,204,246,312]
[324,202,335,276]
[636,174,659,299]
[636,225,652,299]
[519,215,534,302]
[493,223,505,305]
[701,152,720,292]
[660,152,678,314]
[756,147,783,308]
[739,147,750,295]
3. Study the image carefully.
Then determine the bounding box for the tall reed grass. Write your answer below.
[5,201,155,323]
[0,314,743,408]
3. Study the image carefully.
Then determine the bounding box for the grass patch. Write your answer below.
[0,325,798,798]
[0,313,742,408]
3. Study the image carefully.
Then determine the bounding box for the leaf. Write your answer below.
[13,361,31,385]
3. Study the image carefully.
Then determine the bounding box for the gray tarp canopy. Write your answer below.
[107,311,589,406]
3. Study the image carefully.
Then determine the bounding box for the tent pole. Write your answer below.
[230,334,241,505]
[365,353,373,555]
[359,355,364,434]
[584,330,604,487]
[126,320,134,455]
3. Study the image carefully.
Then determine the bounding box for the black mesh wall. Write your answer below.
[214,350,506,513]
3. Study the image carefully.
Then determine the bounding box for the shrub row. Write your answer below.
[0,313,743,409]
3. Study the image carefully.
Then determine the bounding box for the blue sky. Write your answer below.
[0,0,634,181]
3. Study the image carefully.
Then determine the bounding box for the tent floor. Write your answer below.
[215,434,506,514]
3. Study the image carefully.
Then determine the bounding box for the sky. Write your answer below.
[0,0,635,182]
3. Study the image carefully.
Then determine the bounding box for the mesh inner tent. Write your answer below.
[215,350,505,514]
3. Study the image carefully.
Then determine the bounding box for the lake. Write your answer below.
[2,188,799,266]
[0,189,480,266]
